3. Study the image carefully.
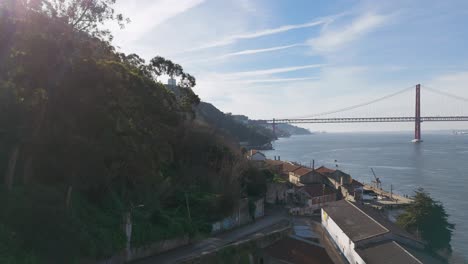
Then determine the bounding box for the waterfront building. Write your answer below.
[321,200,435,264]
[289,167,325,186]
[297,184,337,208]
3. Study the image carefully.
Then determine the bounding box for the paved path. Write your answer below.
[131,208,289,264]
[291,216,347,264]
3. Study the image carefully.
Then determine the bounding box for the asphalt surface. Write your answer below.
[131,207,289,264]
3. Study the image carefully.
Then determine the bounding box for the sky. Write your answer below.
[110,0,468,132]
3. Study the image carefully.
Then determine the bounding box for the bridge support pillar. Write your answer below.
[272,118,276,138]
[413,84,423,143]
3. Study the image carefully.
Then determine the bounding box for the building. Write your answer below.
[321,200,429,264]
[264,159,284,175]
[168,78,177,86]
[297,184,337,208]
[289,167,325,186]
[316,166,352,185]
[281,162,301,177]
[247,150,266,161]
[261,236,334,264]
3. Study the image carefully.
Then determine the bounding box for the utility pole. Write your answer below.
[185,192,192,223]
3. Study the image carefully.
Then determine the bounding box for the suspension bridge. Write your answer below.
[259,84,468,143]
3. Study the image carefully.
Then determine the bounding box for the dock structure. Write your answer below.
[363,184,413,207]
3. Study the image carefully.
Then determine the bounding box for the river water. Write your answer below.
[263,132,468,260]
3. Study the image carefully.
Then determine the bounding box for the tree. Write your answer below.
[397,188,455,252]
[39,0,128,40]
[149,56,197,88]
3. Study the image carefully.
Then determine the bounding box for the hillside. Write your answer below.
[0,2,269,263]
[194,103,312,149]
[195,102,275,149]
[276,123,312,136]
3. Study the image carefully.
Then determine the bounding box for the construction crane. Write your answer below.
[370,168,382,189]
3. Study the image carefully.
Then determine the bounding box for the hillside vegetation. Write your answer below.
[0,1,263,263]
[196,102,275,148]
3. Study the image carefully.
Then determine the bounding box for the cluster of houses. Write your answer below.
[246,150,441,264]
[246,149,363,214]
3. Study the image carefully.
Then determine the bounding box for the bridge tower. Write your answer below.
[272,118,276,138]
[413,84,422,143]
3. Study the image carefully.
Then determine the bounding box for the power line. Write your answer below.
[423,86,468,102]
[281,85,414,119]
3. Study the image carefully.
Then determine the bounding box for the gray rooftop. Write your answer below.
[323,200,389,242]
[356,241,422,264]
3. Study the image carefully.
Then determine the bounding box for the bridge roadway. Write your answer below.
[262,116,468,124]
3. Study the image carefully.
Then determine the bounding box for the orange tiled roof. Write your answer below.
[316,166,336,174]
[292,167,313,177]
[265,159,284,166]
[282,162,301,173]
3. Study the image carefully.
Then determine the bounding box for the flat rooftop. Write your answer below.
[356,241,422,264]
[323,200,389,242]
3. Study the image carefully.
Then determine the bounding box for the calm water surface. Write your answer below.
[263,132,468,259]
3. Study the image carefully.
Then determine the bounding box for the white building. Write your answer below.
[247,150,266,161]
[168,78,176,86]
[322,200,427,264]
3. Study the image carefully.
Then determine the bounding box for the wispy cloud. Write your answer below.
[222,64,324,78]
[181,43,306,65]
[188,18,333,51]
[229,77,319,84]
[217,43,306,59]
[307,13,389,54]
[112,0,206,45]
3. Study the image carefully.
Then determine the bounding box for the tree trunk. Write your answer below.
[4,145,20,190]
[66,185,73,209]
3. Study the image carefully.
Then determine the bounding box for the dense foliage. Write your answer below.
[0,1,259,263]
[397,188,455,252]
[196,102,275,147]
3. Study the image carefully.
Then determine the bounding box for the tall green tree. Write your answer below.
[397,188,455,252]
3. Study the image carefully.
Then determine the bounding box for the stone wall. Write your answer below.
[84,236,190,264]
[211,198,264,234]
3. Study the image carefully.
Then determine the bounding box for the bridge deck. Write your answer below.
[263,116,468,124]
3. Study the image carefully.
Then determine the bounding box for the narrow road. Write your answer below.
[131,207,289,264]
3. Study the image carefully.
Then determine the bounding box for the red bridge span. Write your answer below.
[258,84,468,143]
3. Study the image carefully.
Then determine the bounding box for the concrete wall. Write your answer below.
[88,236,190,264]
[211,198,264,234]
[289,172,302,186]
[321,209,365,264]
[307,193,337,206]
[265,183,288,204]
[254,198,265,219]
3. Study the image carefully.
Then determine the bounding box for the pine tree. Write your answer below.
[397,188,455,252]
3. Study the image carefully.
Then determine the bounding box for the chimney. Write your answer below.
[312,160,315,171]
[274,156,277,161]
[278,156,281,161]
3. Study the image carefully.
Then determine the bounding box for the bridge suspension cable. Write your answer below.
[422,86,468,102]
[282,85,414,119]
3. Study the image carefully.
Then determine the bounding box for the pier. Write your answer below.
[362,184,413,208]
